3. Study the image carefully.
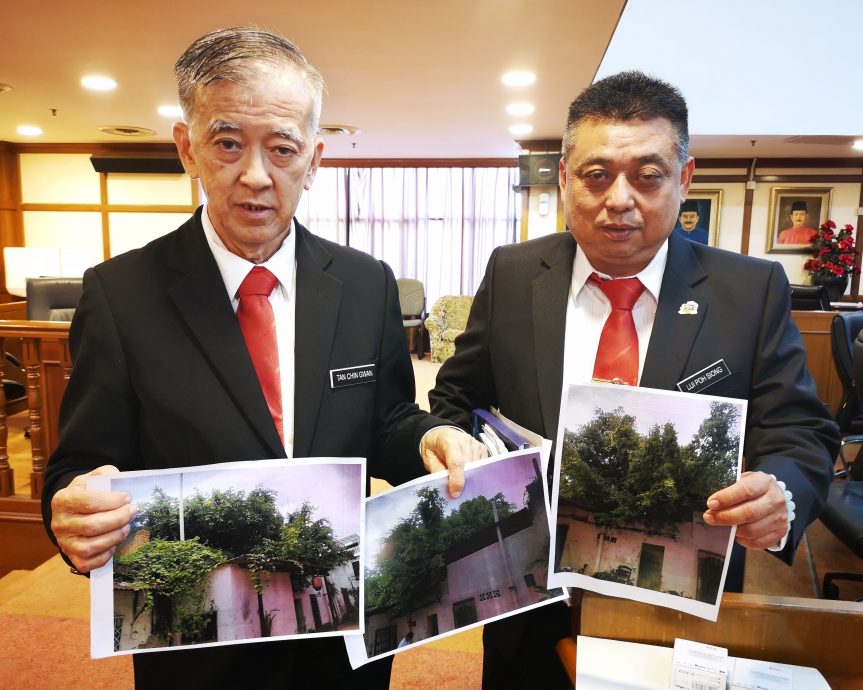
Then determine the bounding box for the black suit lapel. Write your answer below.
[533,233,576,440]
[641,234,709,390]
[293,223,342,458]
[164,212,286,458]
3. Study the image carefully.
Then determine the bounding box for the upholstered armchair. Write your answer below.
[426,295,474,363]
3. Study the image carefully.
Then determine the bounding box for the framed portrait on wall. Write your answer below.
[672,190,722,247]
[766,187,832,253]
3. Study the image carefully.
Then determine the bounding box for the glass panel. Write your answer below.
[22,210,103,266]
[20,154,101,204]
[107,173,193,206]
[108,213,190,257]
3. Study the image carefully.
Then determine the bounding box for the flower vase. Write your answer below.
[812,274,849,303]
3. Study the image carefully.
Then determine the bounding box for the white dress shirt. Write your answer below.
[201,206,297,458]
[561,240,666,387]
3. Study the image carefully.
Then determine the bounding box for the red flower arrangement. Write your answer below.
[803,220,861,281]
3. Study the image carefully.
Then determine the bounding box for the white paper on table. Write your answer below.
[732,657,792,690]
[574,636,829,690]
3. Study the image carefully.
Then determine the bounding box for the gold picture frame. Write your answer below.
[674,190,722,247]
[766,187,832,254]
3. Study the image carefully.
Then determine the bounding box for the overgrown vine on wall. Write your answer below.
[114,537,225,644]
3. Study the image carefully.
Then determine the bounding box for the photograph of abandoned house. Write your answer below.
[356,451,565,664]
[550,384,745,618]
[91,460,363,656]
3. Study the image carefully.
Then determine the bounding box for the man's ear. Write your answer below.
[679,156,695,201]
[172,122,199,180]
[558,157,568,194]
[303,137,325,191]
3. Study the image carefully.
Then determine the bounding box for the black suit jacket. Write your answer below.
[430,230,838,563]
[41,209,444,688]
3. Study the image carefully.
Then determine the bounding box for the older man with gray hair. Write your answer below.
[42,26,483,689]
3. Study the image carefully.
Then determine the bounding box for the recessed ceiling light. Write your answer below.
[501,71,536,87]
[82,75,117,91]
[98,125,155,137]
[506,102,535,117]
[157,105,184,118]
[17,124,43,137]
[0,83,12,94]
[853,139,863,151]
[509,123,533,136]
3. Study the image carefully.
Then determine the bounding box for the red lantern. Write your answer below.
[312,576,324,591]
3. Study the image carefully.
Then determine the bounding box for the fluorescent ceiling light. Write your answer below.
[506,103,535,116]
[157,105,183,118]
[501,71,536,87]
[853,139,863,151]
[17,124,43,136]
[509,123,533,136]
[82,75,117,91]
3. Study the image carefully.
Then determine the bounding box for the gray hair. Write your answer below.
[175,26,325,132]
[561,71,689,164]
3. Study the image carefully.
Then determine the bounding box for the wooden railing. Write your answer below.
[0,320,71,499]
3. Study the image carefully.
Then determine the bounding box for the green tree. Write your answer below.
[441,493,516,548]
[559,407,640,518]
[558,403,741,537]
[366,487,523,615]
[134,486,180,541]
[268,501,354,579]
[684,401,740,497]
[624,422,687,534]
[365,487,447,615]
[183,486,284,557]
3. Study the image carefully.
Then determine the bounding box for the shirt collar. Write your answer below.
[201,204,296,302]
[573,237,669,301]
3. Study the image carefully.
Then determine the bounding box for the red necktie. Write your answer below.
[237,267,283,444]
[590,272,646,386]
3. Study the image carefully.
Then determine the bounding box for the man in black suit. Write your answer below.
[430,71,838,689]
[41,27,482,689]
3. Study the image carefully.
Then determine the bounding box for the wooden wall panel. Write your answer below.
[0,498,58,577]
[0,142,23,295]
[791,310,842,413]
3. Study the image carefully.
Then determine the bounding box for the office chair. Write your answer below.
[396,278,426,359]
[829,312,863,432]
[790,284,831,311]
[819,327,863,601]
[25,276,83,321]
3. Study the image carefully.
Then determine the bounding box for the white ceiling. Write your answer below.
[0,0,860,160]
[598,0,863,160]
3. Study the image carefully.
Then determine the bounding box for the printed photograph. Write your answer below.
[88,459,364,657]
[549,383,746,621]
[766,186,832,253]
[346,450,566,667]
[672,190,722,247]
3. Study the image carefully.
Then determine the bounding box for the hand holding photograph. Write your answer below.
[548,383,746,621]
[87,458,365,658]
[346,449,567,668]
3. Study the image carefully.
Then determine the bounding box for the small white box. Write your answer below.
[670,638,728,690]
